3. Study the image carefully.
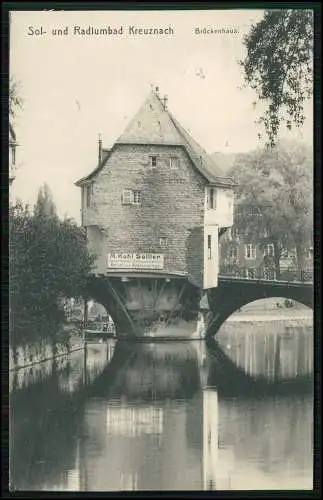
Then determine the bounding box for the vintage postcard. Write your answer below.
[8,7,314,493]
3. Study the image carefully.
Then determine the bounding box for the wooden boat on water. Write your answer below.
[83,320,116,341]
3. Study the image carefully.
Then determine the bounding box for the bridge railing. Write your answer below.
[219,265,313,283]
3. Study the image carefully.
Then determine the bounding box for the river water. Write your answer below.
[10,318,314,492]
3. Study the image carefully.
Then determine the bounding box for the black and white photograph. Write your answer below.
[8,7,315,493]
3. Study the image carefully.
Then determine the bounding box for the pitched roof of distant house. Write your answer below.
[75,90,235,187]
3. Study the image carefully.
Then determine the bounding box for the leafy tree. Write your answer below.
[9,186,95,347]
[230,140,313,278]
[240,9,314,147]
[9,78,23,184]
[34,183,57,218]
[9,78,23,119]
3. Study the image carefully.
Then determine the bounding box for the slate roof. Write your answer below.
[75,90,235,187]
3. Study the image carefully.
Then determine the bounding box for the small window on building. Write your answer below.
[208,235,212,260]
[122,189,142,206]
[86,185,92,208]
[159,237,168,248]
[150,156,157,167]
[169,156,180,169]
[245,243,256,260]
[207,188,217,210]
[263,243,274,257]
[307,247,313,259]
[281,248,288,258]
[290,248,297,259]
[12,146,16,166]
[232,227,240,241]
[229,245,239,260]
[133,190,142,205]
[122,189,133,205]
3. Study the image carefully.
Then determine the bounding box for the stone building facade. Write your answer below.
[76,89,235,291]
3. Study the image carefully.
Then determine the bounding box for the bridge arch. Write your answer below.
[86,276,134,337]
[86,275,202,339]
[206,280,313,338]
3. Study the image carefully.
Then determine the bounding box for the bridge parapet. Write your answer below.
[219,264,313,283]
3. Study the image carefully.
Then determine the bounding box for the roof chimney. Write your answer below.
[162,95,168,110]
[98,133,102,164]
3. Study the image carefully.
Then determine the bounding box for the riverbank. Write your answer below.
[227,308,313,323]
[9,334,84,372]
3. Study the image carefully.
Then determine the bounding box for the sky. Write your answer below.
[10,9,313,223]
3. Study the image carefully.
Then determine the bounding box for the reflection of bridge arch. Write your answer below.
[205,338,313,397]
[206,278,313,337]
[87,336,313,403]
[88,341,202,402]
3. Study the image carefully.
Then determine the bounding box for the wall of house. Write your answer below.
[204,187,234,228]
[203,225,219,289]
[81,144,206,287]
[220,237,264,270]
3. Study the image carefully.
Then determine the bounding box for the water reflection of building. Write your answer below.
[71,337,313,491]
[10,331,313,492]
[76,343,204,491]
[202,386,313,490]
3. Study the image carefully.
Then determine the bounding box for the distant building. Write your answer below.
[219,222,313,279]
[210,152,313,280]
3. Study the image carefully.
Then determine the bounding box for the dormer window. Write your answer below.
[150,156,157,167]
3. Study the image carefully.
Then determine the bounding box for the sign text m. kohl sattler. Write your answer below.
[107,252,164,270]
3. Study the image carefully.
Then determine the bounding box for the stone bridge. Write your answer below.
[205,276,313,338]
[86,273,313,339]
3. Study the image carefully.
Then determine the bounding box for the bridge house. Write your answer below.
[75,88,235,337]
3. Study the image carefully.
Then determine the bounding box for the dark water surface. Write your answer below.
[10,321,314,491]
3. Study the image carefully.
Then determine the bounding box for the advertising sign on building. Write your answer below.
[107,253,164,270]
